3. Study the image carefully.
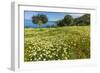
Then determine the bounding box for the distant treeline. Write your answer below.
[56,14,90,26]
[31,14,90,28]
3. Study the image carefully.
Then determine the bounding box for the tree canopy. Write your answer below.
[63,15,73,26]
[57,15,73,26]
[32,14,48,27]
[74,14,90,26]
[32,14,90,27]
[57,14,90,26]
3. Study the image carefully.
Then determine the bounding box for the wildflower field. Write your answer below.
[24,26,90,62]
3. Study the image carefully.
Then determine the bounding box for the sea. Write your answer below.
[24,20,57,28]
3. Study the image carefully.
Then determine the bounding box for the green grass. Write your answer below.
[24,26,90,62]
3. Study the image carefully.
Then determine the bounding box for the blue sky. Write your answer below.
[24,11,85,21]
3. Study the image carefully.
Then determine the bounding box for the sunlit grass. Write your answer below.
[24,26,90,62]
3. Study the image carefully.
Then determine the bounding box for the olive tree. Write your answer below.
[32,14,48,28]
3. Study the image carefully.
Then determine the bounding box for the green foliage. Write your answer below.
[74,14,90,26]
[57,14,90,26]
[32,14,48,27]
[63,15,73,25]
[57,15,73,26]
[56,19,65,27]
[24,26,90,62]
